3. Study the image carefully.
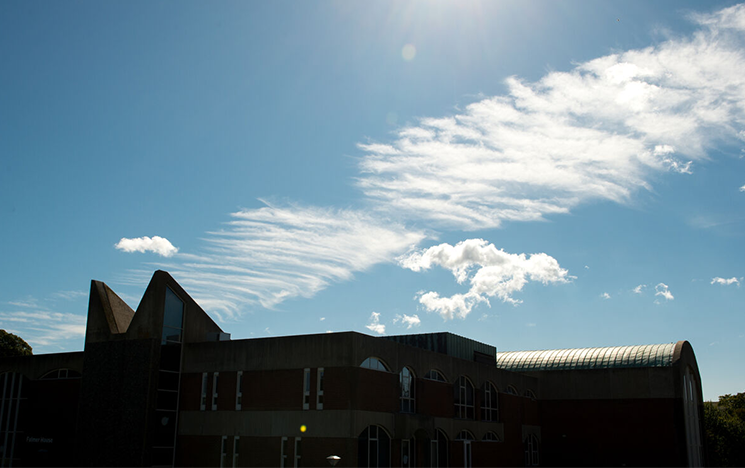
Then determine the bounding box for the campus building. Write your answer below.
[0,271,705,467]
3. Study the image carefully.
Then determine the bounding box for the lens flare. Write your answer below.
[401,44,416,61]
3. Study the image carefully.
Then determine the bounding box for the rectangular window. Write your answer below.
[201,372,208,411]
[303,368,310,410]
[316,368,324,410]
[280,437,288,467]
[162,287,184,344]
[212,372,219,411]
[294,437,302,467]
[233,436,240,468]
[236,371,243,410]
[220,435,228,468]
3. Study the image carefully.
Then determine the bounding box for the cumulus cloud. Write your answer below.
[711,276,741,286]
[366,311,386,335]
[740,184,745,192]
[115,236,178,257]
[655,283,674,301]
[632,284,646,294]
[138,202,424,320]
[393,313,421,329]
[358,4,745,230]
[601,292,611,299]
[399,239,571,319]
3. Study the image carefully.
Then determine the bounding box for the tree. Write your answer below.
[0,330,33,358]
[704,392,745,467]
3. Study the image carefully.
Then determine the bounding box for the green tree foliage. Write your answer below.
[0,330,33,357]
[704,392,745,467]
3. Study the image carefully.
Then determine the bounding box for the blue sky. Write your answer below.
[1,0,743,400]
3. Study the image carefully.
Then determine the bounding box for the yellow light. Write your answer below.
[300,425,307,433]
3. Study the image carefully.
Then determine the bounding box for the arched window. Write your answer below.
[40,368,81,379]
[358,425,391,467]
[400,367,415,413]
[524,389,536,400]
[424,369,447,382]
[361,357,390,372]
[454,376,475,419]
[524,434,539,466]
[483,431,500,442]
[505,385,518,395]
[456,431,475,468]
[430,429,449,468]
[482,382,499,422]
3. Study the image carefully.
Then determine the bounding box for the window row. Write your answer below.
[199,363,533,414]
[213,428,531,468]
[359,425,526,468]
[363,358,534,421]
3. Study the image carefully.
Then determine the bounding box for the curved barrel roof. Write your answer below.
[496,342,678,372]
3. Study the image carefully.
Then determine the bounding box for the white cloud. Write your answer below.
[135,203,425,320]
[740,184,745,192]
[0,309,86,351]
[319,317,326,321]
[711,276,741,286]
[52,290,88,301]
[601,292,611,299]
[655,283,674,301]
[400,239,571,319]
[115,236,178,257]
[632,284,646,294]
[393,314,421,329]
[358,4,745,230]
[366,311,386,335]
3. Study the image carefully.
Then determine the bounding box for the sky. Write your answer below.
[1,0,743,401]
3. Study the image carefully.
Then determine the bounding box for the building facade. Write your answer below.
[0,271,705,467]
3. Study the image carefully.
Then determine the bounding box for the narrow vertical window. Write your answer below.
[212,372,219,411]
[294,437,302,467]
[316,368,324,410]
[524,434,539,466]
[201,372,208,411]
[233,436,240,468]
[402,439,411,468]
[303,368,310,410]
[482,382,499,422]
[454,376,474,419]
[280,436,288,467]
[236,371,243,410]
[400,367,415,413]
[220,435,228,468]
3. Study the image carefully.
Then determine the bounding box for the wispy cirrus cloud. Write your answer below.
[118,3,745,321]
[115,236,179,257]
[0,309,86,351]
[399,239,571,320]
[136,202,424,320]
[358,4,745,230]
[711,276,741,286]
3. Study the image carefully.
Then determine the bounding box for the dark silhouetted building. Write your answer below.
[0,271,705,467]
